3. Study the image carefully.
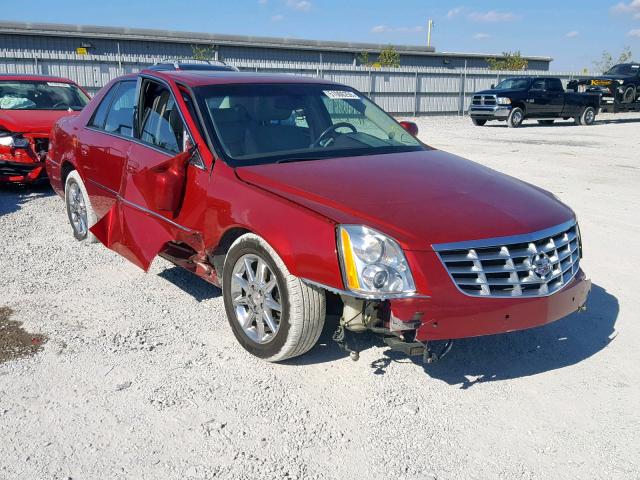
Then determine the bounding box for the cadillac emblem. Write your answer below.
[530,253,552,279]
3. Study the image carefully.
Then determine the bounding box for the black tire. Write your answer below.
[507,107,524,128]
[537,120,555,125]
[622,86,636,104]
[576,106,596,126]
[471,118,487,126]
[64,170,97,242]
[222,233,326,362]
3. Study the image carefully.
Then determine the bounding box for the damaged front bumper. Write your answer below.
[0,135,49,183]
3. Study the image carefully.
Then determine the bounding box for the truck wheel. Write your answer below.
[537,120,555,125]
[471,118,487,126]
[622,86,636,104]
[507,108,524,128]
[222,233,326,362]
[64,170,97,243]
[577,106,596,126]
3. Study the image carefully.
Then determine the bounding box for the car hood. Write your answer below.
[0,110,78,135]
[235,150,574,250]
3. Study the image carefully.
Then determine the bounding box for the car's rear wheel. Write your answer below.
[471,118,487,126]
[222,233,325,362]
[537,120,554,125]
[65,170,97,242]
[576,106,596,126]
[622,86,636,104]
[507,108,524,128]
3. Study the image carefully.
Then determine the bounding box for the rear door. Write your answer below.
[81,80,136,217]
[545,78,565,115]
[93,77,209,270]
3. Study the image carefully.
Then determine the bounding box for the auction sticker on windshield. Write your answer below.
[323,90,360,100]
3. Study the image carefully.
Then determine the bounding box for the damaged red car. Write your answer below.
[0,74,89,184]
[47,70,591,362]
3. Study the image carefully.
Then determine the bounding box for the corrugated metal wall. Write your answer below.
[0,32,573,115]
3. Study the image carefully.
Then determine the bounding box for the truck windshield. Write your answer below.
[195,83,424,165]
[0,80,90,111]
[493,78,531,90]
[604,64,639,76]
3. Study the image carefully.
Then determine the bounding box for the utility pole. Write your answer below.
[427,19,434,47]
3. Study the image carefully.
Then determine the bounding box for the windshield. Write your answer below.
[604,64,640,76]
[493,78,531,90]
[195,83,424,165]
[0,80,90,111]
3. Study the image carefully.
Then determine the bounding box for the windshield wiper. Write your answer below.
[275,157,323,164]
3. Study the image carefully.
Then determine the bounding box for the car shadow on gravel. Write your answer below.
[0,182,53,218]
[157,266,222,302]
[370,283,618,387]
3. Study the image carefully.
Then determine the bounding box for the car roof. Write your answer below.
[0,74,78,84]
[139,69,340,87]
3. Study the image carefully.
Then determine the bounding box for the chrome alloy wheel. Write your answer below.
[512,110,523,125]
[584,108,595,124]
[230,254,283,344]
[67,181,88,237]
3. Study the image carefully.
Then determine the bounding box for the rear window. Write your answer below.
[0,80,89,111]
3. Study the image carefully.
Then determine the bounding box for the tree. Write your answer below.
[192,44,215,61]
[486,51,529,71]
[357,51,370,66]
[377,46,401,67]
[593,46,633,73]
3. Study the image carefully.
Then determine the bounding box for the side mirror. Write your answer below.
[490,84,495,89]
[399,121,419,137]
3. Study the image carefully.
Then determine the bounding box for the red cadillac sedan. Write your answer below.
[0,75,90,184]
[47,70,590,362]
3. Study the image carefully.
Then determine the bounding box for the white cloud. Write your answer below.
[629,29,640,37]
[612,1,640,18]
[468,10,520,22]
[473,33,491,39]
[447,7,464,19]
[286,0,311,11]
[565,30,579,38]
[271,14,284,21]
[370,25,424,34]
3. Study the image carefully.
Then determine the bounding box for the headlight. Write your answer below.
[0,135,29,148]
[496,97,511,105]
[338,225,415,296]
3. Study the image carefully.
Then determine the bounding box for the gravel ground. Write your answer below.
[1,113,639,480]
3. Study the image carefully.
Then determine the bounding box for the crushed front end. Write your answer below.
[330,221,591,362]
[0,132,49,183]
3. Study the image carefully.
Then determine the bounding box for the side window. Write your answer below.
[89,84,120,129]
[138,81,186,154]
[548,78,563,91]
[104,82,136,137]
[530,79,545,91]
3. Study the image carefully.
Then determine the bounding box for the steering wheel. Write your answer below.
[52,101,67,109]
[311,122,357,148]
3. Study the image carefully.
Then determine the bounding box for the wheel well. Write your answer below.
[60,162,75,192]
[209,227,252,278]
[512,102,526,112]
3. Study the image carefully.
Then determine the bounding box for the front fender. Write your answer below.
[205,162,344,291]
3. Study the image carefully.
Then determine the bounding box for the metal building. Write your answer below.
[0,21,552,92]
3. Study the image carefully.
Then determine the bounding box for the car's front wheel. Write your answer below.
[471,118,487,126]
[222,233,326,362]
[65,170,97,242]
[507,107,524,128]
[622,86,636,104]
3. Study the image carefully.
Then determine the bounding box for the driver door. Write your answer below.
[92,78,208,270]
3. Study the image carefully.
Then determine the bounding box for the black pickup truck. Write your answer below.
[567,63,640,113]
[469,77,600,128]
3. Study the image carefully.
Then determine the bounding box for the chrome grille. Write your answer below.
[434,222,581,298]
[472,94,497,106]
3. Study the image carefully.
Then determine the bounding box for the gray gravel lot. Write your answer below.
[1,113,639,479]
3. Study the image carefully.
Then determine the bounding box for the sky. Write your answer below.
[2,0,640,71]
